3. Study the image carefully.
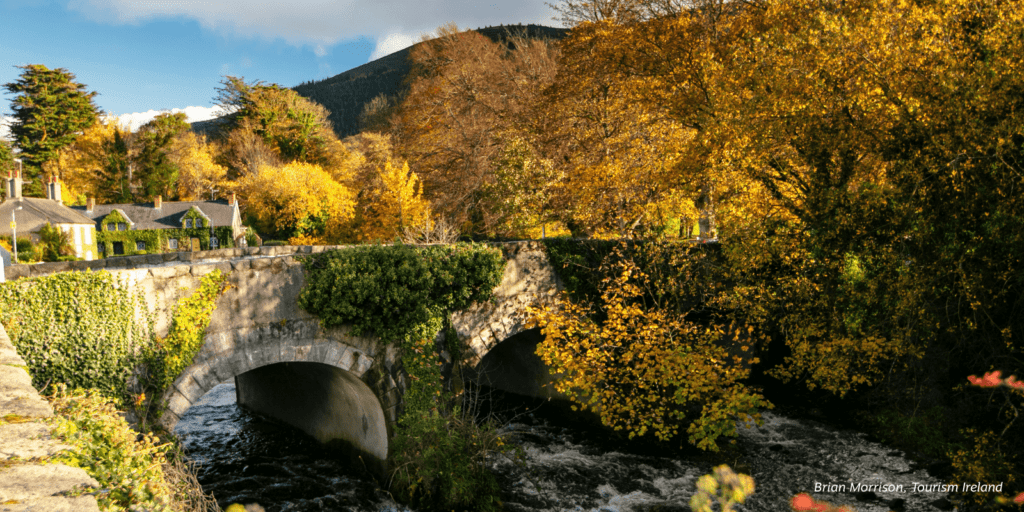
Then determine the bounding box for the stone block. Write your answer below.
[189,363,218,391]
[336,346,355,371]
[231,259,251,271]
[86,259,108,269]
[158,410,181,432]
[250,258,272,270]
[68,260,92,271]
[148,266,186,280]
[0,463,99,503]
[210,353,245,382]
[105,257,129,269]
[0,421,71,460]
[162,252,181,262]
[308,342,331,363]
[293,344,312,361]
[164,391,193,418]
[173,371,205,404]
[145,254,164,266]
[192,262,231,276]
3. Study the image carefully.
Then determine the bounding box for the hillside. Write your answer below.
[190,24,568,140]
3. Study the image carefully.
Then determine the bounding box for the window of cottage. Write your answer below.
[112,242,124,255]
[117,222,126,231]
[136,241,146,251]
[184,218,193,228]
[168,238,178,250]
[210,237,219,249]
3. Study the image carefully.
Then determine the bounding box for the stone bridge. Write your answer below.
[6,242,566,472]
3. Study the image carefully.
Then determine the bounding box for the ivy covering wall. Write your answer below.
[0,271,151,401]
[96,226,234,257]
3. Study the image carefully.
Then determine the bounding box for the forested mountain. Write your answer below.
[190,24,568,140]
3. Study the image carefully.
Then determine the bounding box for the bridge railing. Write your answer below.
[2,245,355,280]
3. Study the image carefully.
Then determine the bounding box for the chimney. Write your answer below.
[154,195,162,209]
[46,176,63,204]
[86,197,95,213]
[6,169,22,200]
[229,192,236,206]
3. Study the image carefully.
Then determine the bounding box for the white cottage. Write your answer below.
[0,170,98,261]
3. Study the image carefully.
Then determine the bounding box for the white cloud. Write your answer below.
[0,107,225,145]
[66,0,555,60]
[103,106,228,132]
[0,116,12,143]
[369,31,419,61]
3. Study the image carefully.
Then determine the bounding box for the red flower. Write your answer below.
[982,371,1004,387]
[791,493,826,512]
[1013,491,1024,505]
[968,371,1004,388]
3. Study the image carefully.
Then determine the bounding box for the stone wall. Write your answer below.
[0,323,100,512]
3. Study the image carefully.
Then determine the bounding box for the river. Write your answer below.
[174,383,958,512]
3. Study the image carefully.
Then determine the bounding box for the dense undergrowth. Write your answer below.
[297,242,511,511]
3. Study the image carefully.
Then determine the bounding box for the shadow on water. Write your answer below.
[174,383,400,512]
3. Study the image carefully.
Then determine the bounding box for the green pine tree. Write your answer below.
[3,64,99,197]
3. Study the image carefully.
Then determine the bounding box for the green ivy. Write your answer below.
[100,209,131,232]
[140,270,229,425]
[96,226,234,257]
[180,207,209,228]
[297,243,507,511]
[297,243,504,344]
[0,271,152,402]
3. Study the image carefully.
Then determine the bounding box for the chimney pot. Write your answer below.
[230,192,236,206]
[87,197,95,213]
[155,195,162,209]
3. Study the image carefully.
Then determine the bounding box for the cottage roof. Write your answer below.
[70,200,237,231]
[0,197,97,237]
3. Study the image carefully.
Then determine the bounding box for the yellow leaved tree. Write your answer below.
[42,116,128,204]
[175,132,231,201]
[528,247,768,451]
[237,161,355,244]
[355,158,430,242]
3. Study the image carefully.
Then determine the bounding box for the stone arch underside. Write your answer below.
[159,322,392,474]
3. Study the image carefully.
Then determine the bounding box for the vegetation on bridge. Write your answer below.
[297,242,509,511]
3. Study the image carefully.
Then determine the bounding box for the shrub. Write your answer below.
[48,385,178,512]
[0,271,151,402]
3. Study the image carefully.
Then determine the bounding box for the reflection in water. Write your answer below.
[176,383,955,512]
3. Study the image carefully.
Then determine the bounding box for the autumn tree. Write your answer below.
[95,128,135,204]
[42,117,127,204]
[175,132,230,201]
[237,161,355,243]
[3,64,99,196]
[528,242,768,450]
[393,24,560,234]
[0,139,14,189]
[214,76,350,174]
[354,158,430,242]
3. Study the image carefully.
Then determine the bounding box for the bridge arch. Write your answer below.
[158,322,395,473]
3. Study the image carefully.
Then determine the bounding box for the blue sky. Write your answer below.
[1,0,554,130]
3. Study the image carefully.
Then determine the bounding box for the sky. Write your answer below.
[0,0,557,136]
